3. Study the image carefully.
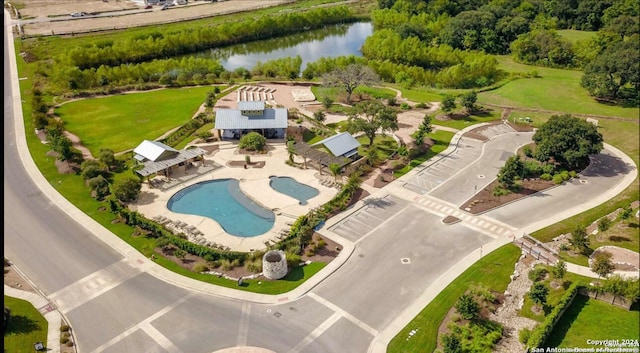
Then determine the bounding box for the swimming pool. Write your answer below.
[269,176,319,205]
[167,179,275,237]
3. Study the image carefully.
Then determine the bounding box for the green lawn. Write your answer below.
[480,56,639,119]
[556,29,597,44]
[3,296,48,353]
[388,243,522,353]
[394,130,455,177]
[54,86,214,155]
[545,295,640,347]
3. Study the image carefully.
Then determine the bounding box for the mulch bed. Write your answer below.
[460,178,557,214]
[227,161,266,168]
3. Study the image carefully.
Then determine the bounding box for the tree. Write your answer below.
[528,282,549,309]
[88,175,110,200]
[329,163,341,182]
[441,332,463,353]
[287,140,296,163]
[570,226,590,254]
[347,100,398,147]
[460,90,477,112]
[602,275,640,304]
[591,251,615,278]
[238,132,266,151]
[532,114,603,170]
[581,37,640,102]
[497,155,524,189]
[99,148,118,171]
[313,110,326,123]
[81,159,106,180]
[441,94,456,113]
[551,259,567,279]
[322,64,379,104]
[113,176,142,203]
[414,114,433,146]
[364,145,379,167]
[454,293,480,320]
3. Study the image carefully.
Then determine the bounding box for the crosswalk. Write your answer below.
[415,196,517,239]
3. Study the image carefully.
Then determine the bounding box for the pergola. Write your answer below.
[135,147,207,177]
[291,142,351,169]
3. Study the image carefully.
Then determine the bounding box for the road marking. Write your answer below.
[141,323,182,353]
[237,302,251,346]
[307,292,378,336]
[88,293,193,353]
[49,258,139,312]
[286,312,342,353]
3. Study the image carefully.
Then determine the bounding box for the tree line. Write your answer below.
[371,0,638,104]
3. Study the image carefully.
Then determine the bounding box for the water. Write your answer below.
[269,176,319,205]
[167,179,275,237]
[199,21,373,73]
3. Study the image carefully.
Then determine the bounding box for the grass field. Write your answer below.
[479,56,638,119]
[55,86,215,154]
[545,295,640,348]
[3,296,48,353]
[387,244,522,353]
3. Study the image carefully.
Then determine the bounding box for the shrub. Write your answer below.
[400,102,411,110]
[239,132,266,151]
[493,185,510,196]
[285,253,302,267]
[387,97,397,106]
[60,337,69,344]
[455,294,480,320]
[192,262,209,273]
[619,205,633,220]
[415,102,428,108]
[66,341,75,347]
[197,131,213,140]
[317,238,326,248]
[60,324,70,332]
[552,174,564,184]
[541,164,556,174]
[219,259,236,271]
[245,259,262,273]
[540,173,552,180]
[528,265,548,282]
[519,327,532,344]
[598,217,612,232]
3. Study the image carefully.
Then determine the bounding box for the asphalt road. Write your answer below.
[5,7,637,353]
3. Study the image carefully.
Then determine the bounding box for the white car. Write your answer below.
[70,12,86,17]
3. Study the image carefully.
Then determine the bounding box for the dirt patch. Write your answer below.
[14,0,293,37]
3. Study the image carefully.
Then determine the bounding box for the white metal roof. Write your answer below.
[238,101,265,111]
[214,107,288,130]
[313,132,361,158]
[133,140,178,162]
[135,147,207,177]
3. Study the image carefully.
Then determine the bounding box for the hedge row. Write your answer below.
[526,282,582,350]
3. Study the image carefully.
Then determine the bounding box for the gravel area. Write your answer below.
[488,254,539,353]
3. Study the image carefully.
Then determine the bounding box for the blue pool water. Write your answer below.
[269,176,319,205]
[167,179,275,237]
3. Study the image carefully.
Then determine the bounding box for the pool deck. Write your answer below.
[134,140,340,252]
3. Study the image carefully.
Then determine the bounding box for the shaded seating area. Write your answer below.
[291,141,352,170]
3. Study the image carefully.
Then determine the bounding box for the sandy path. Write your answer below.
[12,0,293,36]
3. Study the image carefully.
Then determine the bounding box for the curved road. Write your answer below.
[5,9,637,353]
